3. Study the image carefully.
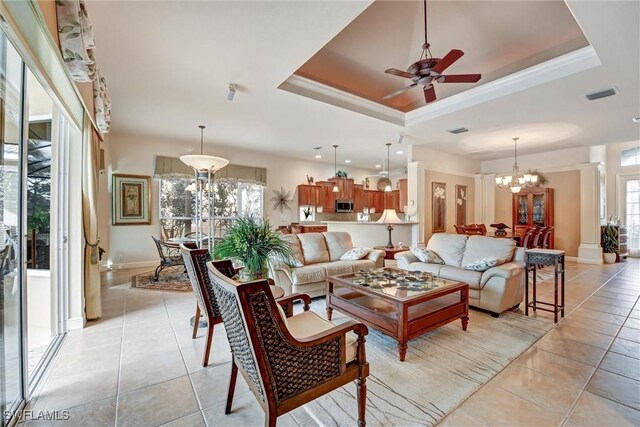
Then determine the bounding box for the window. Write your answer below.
[621,147,640,166]
[626,179,640,256]
[159,176,263,240]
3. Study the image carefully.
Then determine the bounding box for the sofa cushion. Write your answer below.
[290,264,327,285]
[461,236,515,269]
[427,234,469,267]
[406,262,444,275]
[323,232,354,261]
[349,259,376,272]
[410,247,445,264]
[286,311,357,362]
[438,266,482,289]
[279,234,305,267]
[316,261,354,277]
[297,233,330,264]
[340,247,372,261]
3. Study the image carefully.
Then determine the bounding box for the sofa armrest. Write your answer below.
[367,249,385,267]
[480,261,525,287]
[267,261,294,295]
[394,251,419,269]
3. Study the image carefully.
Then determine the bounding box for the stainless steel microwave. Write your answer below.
[335,200,354,212]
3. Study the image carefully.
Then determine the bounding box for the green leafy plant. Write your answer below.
[213,214,293,281]
[601,225,619,254]
[336,170,348,178]
[28,206,50,233]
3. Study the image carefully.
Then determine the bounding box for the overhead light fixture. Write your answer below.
[494,137,537,194]
[448,127,469,134]
[384,143,392,192]
[345,159,351,163]
[227,84,236,101]
[315,154,322,159]
[585,88,616,101]
[180,125,229,172]
[332,145,339,193]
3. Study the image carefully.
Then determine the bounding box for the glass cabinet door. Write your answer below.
[532,193,545,225]
[517,195,529,225]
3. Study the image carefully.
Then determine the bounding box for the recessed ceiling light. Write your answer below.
[448,127,469,134]
[396,150,403,155]
[375,164,381,168]
[345,159,351,163]
[633,117,640,123]
[315,155,322,159]
[313,146,322,150]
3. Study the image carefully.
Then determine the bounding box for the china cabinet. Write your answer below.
[512,187,555,247]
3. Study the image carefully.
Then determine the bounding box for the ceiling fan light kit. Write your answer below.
[382,0,481,104]
[495,137,538,194]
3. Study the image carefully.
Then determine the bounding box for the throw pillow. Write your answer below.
[340,247,373,261]
[463,256,506,272]
[410,247,445,264]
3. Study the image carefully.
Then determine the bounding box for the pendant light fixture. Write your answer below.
[180,125,229,173]
[384,142,392,192]
[332,144,340,193]
[495,137,538,194]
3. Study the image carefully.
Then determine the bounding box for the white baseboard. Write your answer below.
[109,260,157,270]
[566,256,578,263]
[67,316,86,330]
[577,257,604,264]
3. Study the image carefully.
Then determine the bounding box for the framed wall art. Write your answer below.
[455,184,468,225]
[112,174,151,225]
[432,182,446,233]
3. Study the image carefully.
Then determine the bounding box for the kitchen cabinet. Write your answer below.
[354,184,364,212]
[297,184,320,206]
[398,179,408,213]
[365,190,384,213]
[316,181,335,213]
[328,178,354,200]
[512,187,554,247]
[384,190,400,211]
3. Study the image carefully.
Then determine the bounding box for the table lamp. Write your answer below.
[377,209,404,248]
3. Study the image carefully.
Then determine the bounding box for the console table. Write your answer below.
[525,249,565,323]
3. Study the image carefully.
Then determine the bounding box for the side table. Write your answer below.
[525,249,565,323]
[373,246,408,266]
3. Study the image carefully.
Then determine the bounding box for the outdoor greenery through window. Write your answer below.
[159,176,263,240]
[621,147,640,166]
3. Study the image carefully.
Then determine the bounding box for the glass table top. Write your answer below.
[333,268,462,301]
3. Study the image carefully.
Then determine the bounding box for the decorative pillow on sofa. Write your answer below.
[410,247,445,264]
[340,247,372,261]
[464,257,507,272]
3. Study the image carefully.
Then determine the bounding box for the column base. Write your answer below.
[577,243,603,264]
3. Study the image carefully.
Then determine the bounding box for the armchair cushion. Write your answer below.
[439,266,482,289]
[297,233,330,264]
[321,261,356,277]
[286,311,357,362]
[323,232,354,261]
[427,234,468,267]
[461,236,515,268]
[348,259,376,271]
[340,247,372,261]
[290,264,327,285]
[367,249,385,264]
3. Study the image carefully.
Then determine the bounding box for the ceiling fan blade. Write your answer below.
[384,68,416,79]
[432,49,464,74]
[440,74,481,83]
[424,85,437,103]
[382,83,418,100]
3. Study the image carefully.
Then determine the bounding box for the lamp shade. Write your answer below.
[376,209,403,225]
[180,154,229,172]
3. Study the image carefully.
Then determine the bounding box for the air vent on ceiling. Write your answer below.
[448,127,469,134]
[585,88,617,101]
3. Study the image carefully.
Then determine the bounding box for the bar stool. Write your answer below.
[525,248,566,323]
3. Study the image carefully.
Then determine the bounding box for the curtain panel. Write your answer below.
[154,156,267,186]
[82,117,101,319]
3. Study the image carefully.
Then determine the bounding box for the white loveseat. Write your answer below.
[395,234,526,316]
[269,232,385,297]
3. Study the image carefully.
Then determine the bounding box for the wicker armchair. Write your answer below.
[151,236,184,281]
[181,243,230,367]
[206,264,370,427]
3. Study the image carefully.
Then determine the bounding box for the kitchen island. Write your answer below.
[322,221,419,248]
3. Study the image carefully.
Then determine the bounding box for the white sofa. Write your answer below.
[395,234,526,316]
[269,232,385,297]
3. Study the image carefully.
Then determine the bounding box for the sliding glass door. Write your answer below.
[1,29,26,426]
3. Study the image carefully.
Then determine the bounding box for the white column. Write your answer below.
[578,162,604,264]
[474,174,484,224]
[407,161,426,246]
[474,174,496,225]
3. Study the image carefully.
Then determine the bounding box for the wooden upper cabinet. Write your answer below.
[398,179,408,213]
[297,184,320,206]
[365,190,384,213]
[328,178,354,200]
[384,190,400,211]
[354,184,364,212]
[317,181,335,213]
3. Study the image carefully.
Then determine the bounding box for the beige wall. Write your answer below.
[424,171,475,238]
[494,170,581,257]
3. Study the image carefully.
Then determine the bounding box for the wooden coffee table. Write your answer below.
[326,268,469,361]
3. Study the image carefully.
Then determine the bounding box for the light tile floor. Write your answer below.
[21,260,639,426]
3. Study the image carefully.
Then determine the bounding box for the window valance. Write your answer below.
[154,156,267,186]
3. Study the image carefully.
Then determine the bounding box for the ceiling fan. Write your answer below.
[382,0,481,104]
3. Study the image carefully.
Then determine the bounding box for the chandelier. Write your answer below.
[495,137,538,194]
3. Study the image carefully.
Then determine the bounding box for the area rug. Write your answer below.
[130,268,192,292]
[303,300,554,426]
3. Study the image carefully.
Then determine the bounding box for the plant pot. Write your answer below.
[603,253,617,264]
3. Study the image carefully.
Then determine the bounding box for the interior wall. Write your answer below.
[410,144,481,174]
[424,171,475,237]
[606,140,640,218]
[481,146,592,174]
[494,170,581,257]
[102,132,375,267]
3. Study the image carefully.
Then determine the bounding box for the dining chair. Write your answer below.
[207,263,370,427]
[152,236,185,281]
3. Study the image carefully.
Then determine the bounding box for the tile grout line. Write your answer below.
[558,265,640,426]
[113,286,129,427]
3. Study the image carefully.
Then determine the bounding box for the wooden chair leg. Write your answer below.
[357,376,367,427]
[225,360,238,415]
[202,323,214,367]
[192,305,201,339]
[265,412,277,427]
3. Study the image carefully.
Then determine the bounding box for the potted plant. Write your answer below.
[214,214,293,281]
[601,225,618,264]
